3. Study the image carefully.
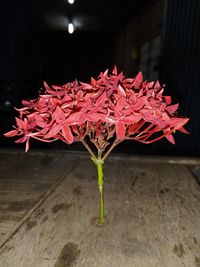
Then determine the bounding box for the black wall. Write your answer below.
[0,0,113,149]
[160,0,200,156]
[1,0,200,157]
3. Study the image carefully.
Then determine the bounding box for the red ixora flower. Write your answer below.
[4,67,189,155]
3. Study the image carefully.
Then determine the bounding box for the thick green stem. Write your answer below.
[96,157,104,224]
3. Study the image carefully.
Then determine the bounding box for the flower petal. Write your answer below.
[166,104,179,114]
[133,72,143,89]
[116,121,126,140]
[117,84,126,97]
[4,130,18,137]
[61,126,73,144]
[45,124,61,139]
[165,133,175,144]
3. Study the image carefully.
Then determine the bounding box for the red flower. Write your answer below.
[4,67,189,157]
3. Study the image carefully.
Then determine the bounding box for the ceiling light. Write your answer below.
[68,23,74,34]
[68,0,74,4]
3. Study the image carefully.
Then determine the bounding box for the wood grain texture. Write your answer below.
[0,152,200,267]
[0,152,77,247]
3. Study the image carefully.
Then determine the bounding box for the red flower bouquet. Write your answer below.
[4,67,189,224]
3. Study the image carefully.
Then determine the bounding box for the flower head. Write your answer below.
[4,67,189,153]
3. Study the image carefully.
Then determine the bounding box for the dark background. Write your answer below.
[0,0,199,157]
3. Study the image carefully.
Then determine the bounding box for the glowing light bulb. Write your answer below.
[68,0,74,4]
[68,23,74,34]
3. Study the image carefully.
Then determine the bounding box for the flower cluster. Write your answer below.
[4,67,189,153]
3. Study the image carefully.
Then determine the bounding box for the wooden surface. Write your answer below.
[0,151,77,247]
[0,150,200,267]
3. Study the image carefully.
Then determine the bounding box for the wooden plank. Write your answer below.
[0,151,77,247]
[0,156,200,266]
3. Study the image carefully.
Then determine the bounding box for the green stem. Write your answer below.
[96,156,104,224]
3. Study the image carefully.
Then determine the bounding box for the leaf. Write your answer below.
[61,126,73,144]
[116,120,126,140]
